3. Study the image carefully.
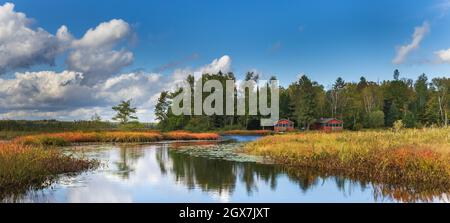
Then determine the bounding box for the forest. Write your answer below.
[155,69,450,131]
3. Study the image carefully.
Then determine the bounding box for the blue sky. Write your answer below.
[5,0,450,86]
[1,0,450,121]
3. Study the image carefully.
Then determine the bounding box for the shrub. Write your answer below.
[365,110,385,128]
[393,120,405,132]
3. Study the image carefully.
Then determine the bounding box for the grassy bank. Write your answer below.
[1,130,219,199]
[14,131,220,147]
[244,128,450,190]
[0,142,97,199]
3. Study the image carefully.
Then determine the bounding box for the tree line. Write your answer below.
[155,69,449,131]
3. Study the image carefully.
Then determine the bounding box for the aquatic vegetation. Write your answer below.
[244,128,450,190]
[221,130,273,135]
[173,143,264,163]
[0,142,97,199]
[15,131,220,146]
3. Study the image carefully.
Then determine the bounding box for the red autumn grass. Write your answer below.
[0,142,96,198]
[221,130,272,135]
[162,131,220,140]
[14,131,220,146]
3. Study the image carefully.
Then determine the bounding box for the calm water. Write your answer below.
[5,136,450,203]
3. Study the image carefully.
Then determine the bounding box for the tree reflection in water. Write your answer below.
[156,143,449,202]
[114,145,145,179]
[106,142,449,203]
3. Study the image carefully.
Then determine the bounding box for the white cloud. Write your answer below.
[162,55,232,93]
[0,3,134,85]
[72,19,131,49]
[65,19,134,85]
[199,55,232,74]
[67,48,133,85]
[435,48,450,63]
[392,22,430,64]
[0,3,62,72]
[0,55,233,122]
[0,71,160,121]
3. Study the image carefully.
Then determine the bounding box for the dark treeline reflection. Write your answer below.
[155,144,371,196]
[4,143,447,203]
[162,148,280,195]
[152,143,449,202]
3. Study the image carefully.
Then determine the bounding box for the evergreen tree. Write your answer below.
[385,102,400,127]
[112,99,138,124]
[290,75,319,130]
[155,91,170,128]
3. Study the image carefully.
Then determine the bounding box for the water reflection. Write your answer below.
[160,149,280,195]
[2,141,449,203]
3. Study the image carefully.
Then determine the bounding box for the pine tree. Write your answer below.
[112,99,138,124]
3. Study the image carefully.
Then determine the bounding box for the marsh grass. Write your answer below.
[244,128,450,190]
[15,131,220,146]
[0,142,97,200]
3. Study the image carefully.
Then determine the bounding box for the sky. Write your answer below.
[0,0,450,121]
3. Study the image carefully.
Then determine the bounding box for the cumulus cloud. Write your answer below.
[67,48,133,85]
[0,71,92,110]
[435,48,450,63]
[166,55,232,90]
[0,70,160,121]
[392,22,430,64]
[199,55,232,74]
[0,3,61,72]
[0,3,134,84]
[0,56,232,122]
[64,19,134,85]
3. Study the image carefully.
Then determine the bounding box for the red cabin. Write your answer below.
[314,118,344,132]
[274,119,295,133]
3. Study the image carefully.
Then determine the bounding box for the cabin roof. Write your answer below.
[316,118,343,124]
[274,119,294,125]
[276,119,294,123]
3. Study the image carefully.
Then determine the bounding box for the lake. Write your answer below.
[4,135,449,203]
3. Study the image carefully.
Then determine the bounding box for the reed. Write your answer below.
[162,131,220,140]
[0,142,96,198]
[15,131,220,146]
[244,128,450,189]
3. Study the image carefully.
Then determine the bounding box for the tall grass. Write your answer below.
[0,142,97,199]
[162,131,219,140]
[244,128,450,190]
[15,131,220,146]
